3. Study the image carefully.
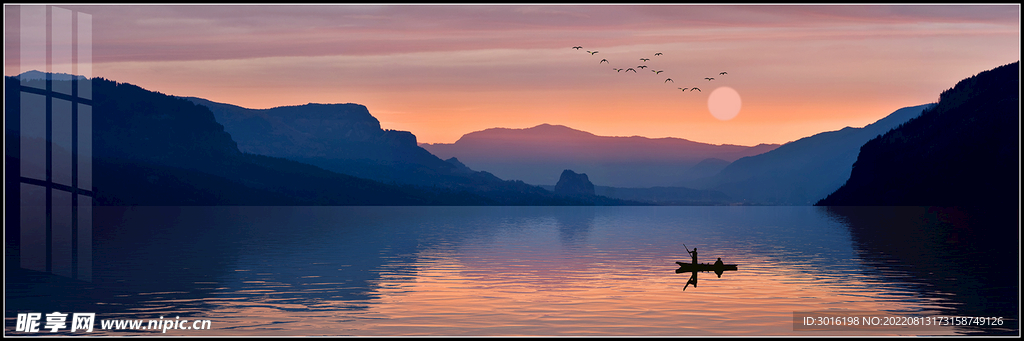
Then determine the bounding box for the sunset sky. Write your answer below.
[5,4,1020,146]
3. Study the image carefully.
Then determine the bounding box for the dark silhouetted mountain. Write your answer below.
[816,62,1020,332]
[687,103,934,205]
[420,124,779,187]
[554,170,596,197]
[183,97,633,205]
[817,61,1019,207]
[5,74,498,205]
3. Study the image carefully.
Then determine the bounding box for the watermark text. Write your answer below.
[15,312,211,334]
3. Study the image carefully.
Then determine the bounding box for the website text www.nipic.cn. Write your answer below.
[15,312,212,334]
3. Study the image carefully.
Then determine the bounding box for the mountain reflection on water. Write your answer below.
[823,206,1019,335]
[4,206,1019,336]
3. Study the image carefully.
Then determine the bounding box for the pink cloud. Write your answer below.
[5,4,1018,146]
[7,4,1016,64]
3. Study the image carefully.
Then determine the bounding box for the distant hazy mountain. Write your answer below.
[15,70,88,81]
[185,97,639,205]
[184,98,440,165]
[538,184,733,205]
[688,103,935,205]
[818,61,1019,207]
[594,186,732,206]
[420,124,779,187]
[677,158,731,185]
[186,97,489,185]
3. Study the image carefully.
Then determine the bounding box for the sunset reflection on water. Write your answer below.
[7,206,1004,336]
[184,209,963,337]
[340,246,961,336]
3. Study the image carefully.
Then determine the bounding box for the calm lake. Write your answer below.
[5,206,1018,336]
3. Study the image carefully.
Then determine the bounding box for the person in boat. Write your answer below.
[714,257,723,267]
[688,248,698,265]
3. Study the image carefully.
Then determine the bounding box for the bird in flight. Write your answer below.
[665,78,674,83]
[640,58,650,62]
[654,52,663,56]
[573,46,583,50]
[600,59,609,64]
[614,68,624,72]
[691,87,701,92]
[625,68,637,73]
[653,70,664,74]
[588,51,599,55]
[719,71,728,75]
[637,65,648,69]
[705,77,715,81]
[678,87,689,91]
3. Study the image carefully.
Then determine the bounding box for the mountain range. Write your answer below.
[183,96,639,205]
[685,103,935,205]
[419,104,936,205]
[817,62,1020,313]
[7,76,491,206]
[818,61,1019,207]
[420,124,780,188]
[6,75,634,206]
[7,60,1016,207]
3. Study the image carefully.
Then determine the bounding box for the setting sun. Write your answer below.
[708,86,742,121]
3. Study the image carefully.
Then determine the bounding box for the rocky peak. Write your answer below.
[554,169,596,197]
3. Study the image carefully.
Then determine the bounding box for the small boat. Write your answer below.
[675,261,738,272]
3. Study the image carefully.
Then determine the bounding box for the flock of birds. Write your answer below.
[572,46,726,94]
